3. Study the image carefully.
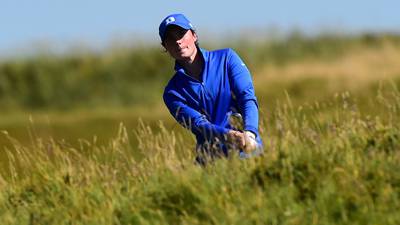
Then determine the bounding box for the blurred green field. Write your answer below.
[1,33,400,224]
[1,33,399,146]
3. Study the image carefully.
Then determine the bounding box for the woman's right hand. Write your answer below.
[226,130,246,149]
[226,130,257,153]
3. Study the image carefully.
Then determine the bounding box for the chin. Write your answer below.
[170,47,196,61]
[175,52,191,60]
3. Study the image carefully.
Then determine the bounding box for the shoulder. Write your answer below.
[163,73,179,93]
[163,76,177,103]
[206,48,242,62]
[163,73,189,105]
[207,48,235,56]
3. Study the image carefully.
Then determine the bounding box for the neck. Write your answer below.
[177,47,204,81]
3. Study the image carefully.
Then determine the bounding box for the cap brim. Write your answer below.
[168,22,192,30]
[160,23,193,41]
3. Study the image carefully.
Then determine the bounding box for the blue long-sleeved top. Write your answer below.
[163,48,262,151]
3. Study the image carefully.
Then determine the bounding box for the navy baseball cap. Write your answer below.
[159,14,194,41]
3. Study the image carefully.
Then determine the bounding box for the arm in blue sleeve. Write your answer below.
[163,89,230,141]
[227,49,260,137]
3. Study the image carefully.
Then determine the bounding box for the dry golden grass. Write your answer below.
[254,43,400,91]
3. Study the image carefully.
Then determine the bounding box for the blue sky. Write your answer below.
[1,0,399,56]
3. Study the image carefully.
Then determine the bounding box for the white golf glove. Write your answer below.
[243,131,257,153]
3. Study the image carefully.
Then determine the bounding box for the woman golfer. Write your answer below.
[159,13,263,164]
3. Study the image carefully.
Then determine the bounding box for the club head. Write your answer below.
[229,112,244,131]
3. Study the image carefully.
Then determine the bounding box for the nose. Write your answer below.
[175,38,183,46]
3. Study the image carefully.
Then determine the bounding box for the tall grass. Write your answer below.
[1,88,400,224]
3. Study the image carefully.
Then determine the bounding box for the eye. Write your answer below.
[164,28,188,43]
[177,29,188,38]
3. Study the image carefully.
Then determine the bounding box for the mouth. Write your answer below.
[177,46,188,54]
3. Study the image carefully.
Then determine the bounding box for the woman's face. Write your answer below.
[163,25,198,62]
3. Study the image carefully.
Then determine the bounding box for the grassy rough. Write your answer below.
[1,89,400,224]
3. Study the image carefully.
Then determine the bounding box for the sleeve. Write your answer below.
[227,49,260,137]
[163,87,230,141]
